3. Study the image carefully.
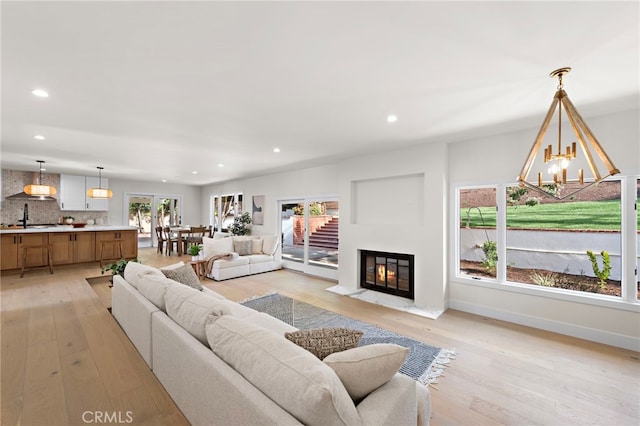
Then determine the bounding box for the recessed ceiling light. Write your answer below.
[273,148,281,153]
[387,115,398,123]
[192,171,198,174]
[32,89,49,98]
[218,163,224,167]
[34,135,45,140]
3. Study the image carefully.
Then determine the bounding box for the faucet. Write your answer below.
[18,203,28,228]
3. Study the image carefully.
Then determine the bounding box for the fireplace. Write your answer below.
[360,250,414,299]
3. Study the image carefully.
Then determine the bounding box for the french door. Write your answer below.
[279,198,339,280]
[125,193,182,249]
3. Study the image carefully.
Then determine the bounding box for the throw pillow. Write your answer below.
[233,239,253,256]
[123,261,164,289]
[323,343,409,401]
[162,264,203,291]
[284,328,363,359]
[251,239,263,254]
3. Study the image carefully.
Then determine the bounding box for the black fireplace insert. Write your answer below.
[360,250,414,299]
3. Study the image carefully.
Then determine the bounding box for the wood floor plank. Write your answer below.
[2,247,639,426]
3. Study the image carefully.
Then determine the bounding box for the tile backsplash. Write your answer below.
[1,169,109,225]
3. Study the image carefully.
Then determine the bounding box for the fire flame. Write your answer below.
[377,265,395,282]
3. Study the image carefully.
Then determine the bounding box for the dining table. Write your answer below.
[169,226,191,256]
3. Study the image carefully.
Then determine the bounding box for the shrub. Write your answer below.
[481,240,498,275]
[586,250,611,288]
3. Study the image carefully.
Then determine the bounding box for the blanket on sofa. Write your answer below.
[204,252,235,276]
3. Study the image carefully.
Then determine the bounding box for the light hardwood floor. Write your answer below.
[2,248,638,426]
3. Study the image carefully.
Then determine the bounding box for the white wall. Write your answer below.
[200,165,340,236]
[337,142,448,315]
[448,107,640,350]
[107,178,202,226]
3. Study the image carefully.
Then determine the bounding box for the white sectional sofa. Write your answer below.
[202,234,282,281]
[112,261,432,426]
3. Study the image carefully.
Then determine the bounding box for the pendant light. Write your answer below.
[24,160,57,196]
[517,67,619,200]
[87,166,113,199]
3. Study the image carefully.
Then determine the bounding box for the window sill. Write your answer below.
[452,274,640,313]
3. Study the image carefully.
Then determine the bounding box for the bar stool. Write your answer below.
[21,244,54,278]
[99,239,124,266]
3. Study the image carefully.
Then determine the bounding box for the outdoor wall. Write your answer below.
[448,107,640,350]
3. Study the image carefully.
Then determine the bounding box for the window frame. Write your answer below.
[451,176,639,312]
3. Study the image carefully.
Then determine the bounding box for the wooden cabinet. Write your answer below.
[1,234,19,270]
[95,230,138,261]
[49,232,96,265]
[1,233,49,270]
[59,174,109,211]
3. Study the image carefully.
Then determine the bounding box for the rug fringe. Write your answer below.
[236,291,278,305]
[418,348,457,387]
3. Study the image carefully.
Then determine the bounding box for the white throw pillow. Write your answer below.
[206,316,359,426]
[202,236,234,257]
[159,261,185,271]
[261,235,278,255]
[251,239,263,254]
[323,343,409,401]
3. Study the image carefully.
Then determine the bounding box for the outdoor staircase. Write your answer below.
[308,217,339,250]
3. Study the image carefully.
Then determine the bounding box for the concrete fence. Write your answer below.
[459,228,636,281]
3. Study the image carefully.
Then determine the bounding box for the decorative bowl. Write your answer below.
[71,223,87,228]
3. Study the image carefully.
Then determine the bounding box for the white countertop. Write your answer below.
[0,225,138,234]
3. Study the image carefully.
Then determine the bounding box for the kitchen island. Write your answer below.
[1,225,138,271]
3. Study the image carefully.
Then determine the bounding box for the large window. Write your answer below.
[210,193,243,233]
[456,178,638,302]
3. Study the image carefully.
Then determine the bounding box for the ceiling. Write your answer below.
[2,1,638,186]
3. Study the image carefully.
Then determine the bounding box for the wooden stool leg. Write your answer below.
[47,246,53,274]
[20,247,27,278]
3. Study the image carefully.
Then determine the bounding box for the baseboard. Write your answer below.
[449,299,640,351]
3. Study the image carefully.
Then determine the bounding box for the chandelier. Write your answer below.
[517,67,619,199]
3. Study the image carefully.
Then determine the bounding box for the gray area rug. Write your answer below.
[241,293,455,385]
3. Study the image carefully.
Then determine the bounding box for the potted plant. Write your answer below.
[101,258,137,282]
[188,244,202,261]
[230,212,252,236]
[64,215,74,224]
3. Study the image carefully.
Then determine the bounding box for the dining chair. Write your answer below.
[163,226,179,256]
[155,226,165,254]
[184,226,207,252]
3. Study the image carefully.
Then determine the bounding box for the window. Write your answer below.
[456,178,638,302]
[210,193,243,233]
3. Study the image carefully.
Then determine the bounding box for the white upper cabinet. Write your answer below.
[59,175,109,211]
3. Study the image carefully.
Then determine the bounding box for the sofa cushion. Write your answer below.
[323,344,409,401]
[243,311,298,335]
[206,316,359,426]
[233,239,253,256]
[164,284,230,346]
[162,264,203,291]
[123,261,164,289]
[247,254,273,264]
[284,328,363,359]
[202,236,234,257]
[261,235,279,255]
[212,256,249,269]
[136,274,175,311]
[159,261,186,271]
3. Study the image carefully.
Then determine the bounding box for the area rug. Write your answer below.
[241,293,455,386]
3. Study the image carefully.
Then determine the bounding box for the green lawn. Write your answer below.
[462,200,634,231]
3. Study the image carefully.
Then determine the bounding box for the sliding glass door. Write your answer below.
[280,198,339,280]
